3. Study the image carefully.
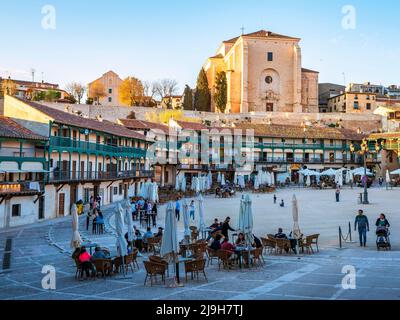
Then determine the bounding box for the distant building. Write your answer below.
[203,29,319,114]
[88,71,124,106]
[328,92,377,113]
[161,95,183,109]
[347,82,387,97]
[0,76,68,101]
[318,83,345,113]
[387,85,400,100]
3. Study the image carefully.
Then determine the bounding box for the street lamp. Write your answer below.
[349,139,382,204]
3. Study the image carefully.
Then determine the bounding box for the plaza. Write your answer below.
[1,187,400,300]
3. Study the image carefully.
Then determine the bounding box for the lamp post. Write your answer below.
[350,139,382,205]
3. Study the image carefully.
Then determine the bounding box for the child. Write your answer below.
[280,199,285,207]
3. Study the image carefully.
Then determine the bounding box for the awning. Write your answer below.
[21,162,48,173]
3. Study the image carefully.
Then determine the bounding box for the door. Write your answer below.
[80,161,85,179]
[38,196,45,220]
[124,184,128,200]
[58,193,65,217]
[266,103,274,112]
[62,161,69,179]
[70,185,77,207]
[72,161,77,179]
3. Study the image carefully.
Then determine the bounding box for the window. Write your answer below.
[119,183,123,195]
[108,88,112,94]
[113,187,118,195]
[366,103,371,110]
[267,52,273,61]
[354,102,359,110]
[12,204,21,217]
[265,76,273,84]
[354,95,358,100]
[108,97,112,103]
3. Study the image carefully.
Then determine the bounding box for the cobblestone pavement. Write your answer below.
[1,189,400,300]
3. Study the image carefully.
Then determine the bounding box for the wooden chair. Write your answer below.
[217,250,233,270]
[261,237,276,255]
[301,236,314,254]
[131,249,140,270]
[250,248,264,267]
[149,255,169,276]
[93,259,113,277]
[143,261,167,286]
[73,258,83,279]
[310,234,320,252]
[184,259,208,282]
[275,238,291,255]
[147,237,161,255]
[267,234,275,240]
[206,247,219,266]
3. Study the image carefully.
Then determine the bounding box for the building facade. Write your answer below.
[328,92,378,113]
[203,30,319,114]
[88,71,124,106]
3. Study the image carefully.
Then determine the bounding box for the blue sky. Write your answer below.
[0,0,399,91]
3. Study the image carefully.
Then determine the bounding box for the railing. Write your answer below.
[255,157,364,165]
[0,181,44,194]
[50,137,147,157]
[47,170,154,183]
[176,164,236,171]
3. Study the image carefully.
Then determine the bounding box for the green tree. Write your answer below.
[213,71,227,113]
[194,68,211,112]
[44,90,61,102]
[182,85,193,110]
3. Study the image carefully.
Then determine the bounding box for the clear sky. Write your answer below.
[0,0,399,92]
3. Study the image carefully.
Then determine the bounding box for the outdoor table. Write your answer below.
[234,246,252,269]
[81,242,98,255]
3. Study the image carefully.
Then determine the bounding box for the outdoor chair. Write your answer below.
[73,258,83,279]
[301,236,314,254]
[93,259,113,277]
[250,248,264,267]
[184,259,208,282]
[206,247,219,266]
[217,250,233,270]
[147,237,161,255]
[309,234,320,252]
[143,261,167,286]
[275,238,292,255]
[149,255,169,276]
[267,234,275,240]
[261,237,276,255]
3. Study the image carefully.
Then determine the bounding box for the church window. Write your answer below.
[267,52,273,61]
[265,76,273,84]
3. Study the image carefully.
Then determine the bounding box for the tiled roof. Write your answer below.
[302,68,319,74]
[232,123,365,140]
[17,99,149,141]
[119,119,170,134]
[176,120,207,131]
[0,116,47,141]
[224,29,300,43]
[368,132,400,140]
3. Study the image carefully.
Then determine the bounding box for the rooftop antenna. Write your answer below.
[241,26,245,35]
[41,72,44,83]
[342,72,346,86]
[30,68,36,83]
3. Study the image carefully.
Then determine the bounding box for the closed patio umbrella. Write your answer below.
[345,169,352,184]
[217,172,221,183]
[197,194,206,235]
[182,199,191,242]
[160,202,180,283]
[115,204,128,257]
[306,175,311,187]
[221,174,226,186]
[386,169,391,189]
[238,194,254,247]
[207,172,212,189]
[238,175,245,189]
[71,204,82,249]
[181,176,186,192]
[175,175,180,191]
[125,200,134,243]
[254,174,260,190]
[292,195,301,240]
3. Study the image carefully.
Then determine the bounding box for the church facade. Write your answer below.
[204,30,319,114]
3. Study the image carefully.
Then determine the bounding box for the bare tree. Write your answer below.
[154,79,179,100]
[65,82,86,104]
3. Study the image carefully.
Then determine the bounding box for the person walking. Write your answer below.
[335,186,341,202]
[175,197,181,221]
[378,176,383,187]
[221,217,236,238]
[151,202,157,227]
[273,194,277,204]
[355,209,369,247]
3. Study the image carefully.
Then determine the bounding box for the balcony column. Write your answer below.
[95,155,98,179]
[161,165,165,187]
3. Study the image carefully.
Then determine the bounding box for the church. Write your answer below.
[204,30,319,114]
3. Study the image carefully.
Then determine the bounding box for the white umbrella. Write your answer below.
[175,175,180,191]
[254,175,260,190]
[299,172,304,185]
[197,194,206,234]
[306,175,311,187]
[238,175,245,189]
[207,172,213,189]
[217,172,221,183]
[352,168,373,176]
[125,200,134,243]
[271,172,275,185]
[345,169,352,184]
[386,169,391,181]
[181,176,186,192]
[390,169,400,175]
[148,182,159,203]
[292,195,301,240]
[238,194,254,246]
[160,202,178,259]
[195,177,201,193]
[70,204,82,249]
[182,199,191,240]
[321,168,337,176]
[221,174,226,186]
[115,204,128,257]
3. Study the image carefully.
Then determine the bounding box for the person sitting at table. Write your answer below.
[274,228,288,239]
[133,227,143,252]
[95,211,105,233]
[78,246,96,280]
[142,227,153,252]
[210,234,222,251]
[235,233,247,246]
[206,219,221,241]
[252,235,263,248]
[131,200,137,220]
[154,227,163,238]
[92,246,107,260]
[275,228,296,253]
[221,236,236,255]
[210,218,219,229]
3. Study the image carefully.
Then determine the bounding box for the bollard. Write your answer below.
[348,222,352,242]
[339,226,342,248]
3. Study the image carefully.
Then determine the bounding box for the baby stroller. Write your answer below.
[376,227,391,251]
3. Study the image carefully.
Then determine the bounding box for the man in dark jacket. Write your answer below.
[221,217,236,238]
[355,209,369,247]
